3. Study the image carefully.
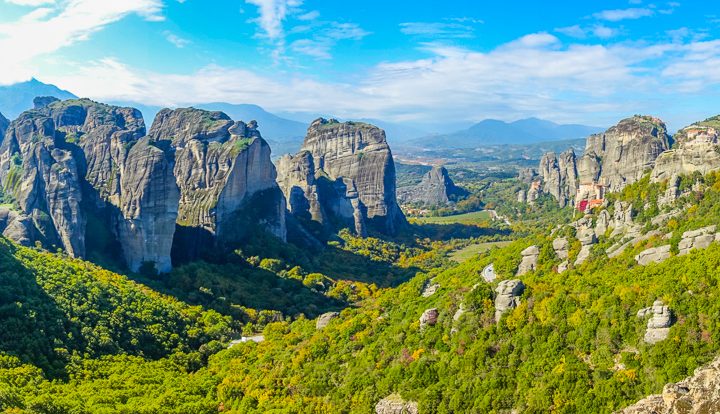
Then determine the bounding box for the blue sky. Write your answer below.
[0,0,719,130]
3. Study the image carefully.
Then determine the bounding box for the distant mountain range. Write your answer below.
[0,78,76,119]
[0,80,603,153]
[410,117,604,148]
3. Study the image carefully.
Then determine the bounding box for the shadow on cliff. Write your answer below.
[0,239,73,379]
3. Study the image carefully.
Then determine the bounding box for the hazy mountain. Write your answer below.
[411,117,604,148]
[0,78,76,119]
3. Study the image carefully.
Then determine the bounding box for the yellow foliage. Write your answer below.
[411,348,425,361]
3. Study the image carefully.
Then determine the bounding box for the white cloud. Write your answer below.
[297,10,318,21]
[245,0,301,40]
[399,22,475,38]
[0,0,165,84]
[163,30,189,48]
[4,0,55,5]
[290,22,368,60]
[593,8,654,21]
[36,32,720,129]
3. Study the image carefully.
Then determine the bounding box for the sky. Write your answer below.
[0,0,719,131]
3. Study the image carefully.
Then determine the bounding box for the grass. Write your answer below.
[410,210,492,226]
[449,241,512,263]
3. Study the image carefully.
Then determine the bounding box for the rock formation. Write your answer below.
[375,394,419,414]
[421,279,440,297]
[679,225,718,256]
[553,237,569,260]
[595,209,610,237]
[277,118,405,237]
[495,279,525,321]
[516,245,539,275]
[149,108,286,261]
[652,116,720,182]
[0,112,8,138]
[397,165,468,207]
[619,356,720,414]
[532,116,670,206]
[635,245,672,266]
[574,227,596,266]
[637,300,673,344]
[316,311,339,329]
[586,116,670,191]
[0,99,286,273]
[419,308,439,329]
[481,263,496,282]
[538,149,578,207]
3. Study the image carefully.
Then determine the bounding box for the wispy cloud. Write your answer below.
[290,22,369,60]
[0,0,165,84]
[245,0,301,40]
[557,24,621,39]
[163,30,189,48]
[44,32,720,129]
[593,7,654,21]
[4,0,55,5]
[400,22,475,38]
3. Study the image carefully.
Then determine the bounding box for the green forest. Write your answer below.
[2,170,720,413]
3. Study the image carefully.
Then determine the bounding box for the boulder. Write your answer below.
[635,245,672,265]
[552,237,569,260]
[637,300,674,344]
[678,225,717,256]
[516,245,539,275]
[595,209,610,237]
[495,279,525,321]
[574,227,597,265]
[421,280,440,297]
[419,308,439,329]
[481,263,496,282]
[397,165,468,207]
[316,311,339,329]
[375,394,419,414]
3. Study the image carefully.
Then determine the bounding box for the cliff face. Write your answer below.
[0,99,286,273]
[533,116,669,206]
[0,113,8,139]
[397,165,468,207]
[586,116,670,190]
[0,99,146,258]
[652,116,720,182]
[148,108,286,261]
[277,118,406,236]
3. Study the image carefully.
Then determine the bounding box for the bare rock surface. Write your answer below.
[637,300,673,344]
[316,311,339,329]
[678,225,717,256]
[495,279,525,321]
[652,116,720,182]
[277,118,405,236]
[419,308,439,329]
[618,356,720,414]
[375,394,419,414]
[516,245,539,275]
[397,165,467,207]
[635,245,672,265]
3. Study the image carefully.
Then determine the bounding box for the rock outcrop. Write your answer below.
[635,245,672,265]
[316,311,339,329]
[574,227,596,266]
[538,149,578,207]
[619,356,720,414]
[678,225,718,256]
[533,116,670,206]
[277,118,405,237]
[0,99,286,272]
[637,300,673,344]
[419,308,439,329]
[149,108,286,261]
[481,263,496,282]
[375,394,419,414]
[421,279,440,297]
[0,112,8,139]
[495,279,525,321]
[652,116,720,182]
[516,245,539,275]
[585,116,670,191]
[397,165,468,207]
